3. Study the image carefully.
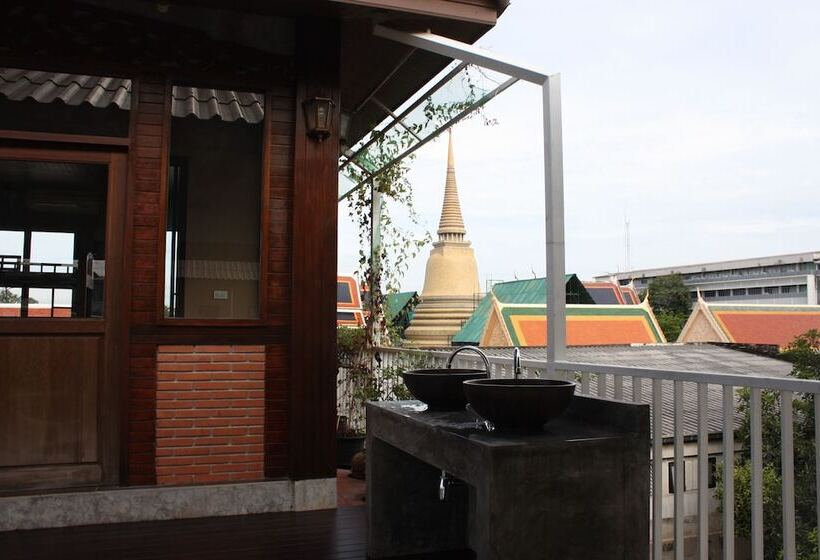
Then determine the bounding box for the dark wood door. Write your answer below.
[0,148,126,492]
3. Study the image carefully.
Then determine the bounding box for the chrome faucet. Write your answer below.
[446,345,491,375]
[513,347,522,379]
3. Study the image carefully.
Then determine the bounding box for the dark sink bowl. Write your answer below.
[463,378,576,432]
[401,368,488,411]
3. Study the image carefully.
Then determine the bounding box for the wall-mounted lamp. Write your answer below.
[302,96,335,141]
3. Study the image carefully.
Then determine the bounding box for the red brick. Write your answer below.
[194,345,233,353]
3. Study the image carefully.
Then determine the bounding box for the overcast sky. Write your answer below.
[338,0,820,293]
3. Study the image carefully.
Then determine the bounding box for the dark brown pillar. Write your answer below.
[289,18,341,480]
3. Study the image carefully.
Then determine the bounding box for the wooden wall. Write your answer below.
[0,13,339,487]
[289,19,341,481]
[124,22,338,485]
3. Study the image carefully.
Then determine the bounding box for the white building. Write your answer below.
[597,251,820,305]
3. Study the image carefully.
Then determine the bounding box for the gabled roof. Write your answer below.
[620,285,640,304]
[385,291,418,321]
[480,299,667,347]
[337,275,364,327]
[451,275,594,345]
[582,281,626,305]
[679,297,820,348]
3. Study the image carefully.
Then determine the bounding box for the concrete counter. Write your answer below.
[366,395,649,560]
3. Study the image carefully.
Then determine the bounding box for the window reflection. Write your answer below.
[0,160,107,318]
[164,87,264,320]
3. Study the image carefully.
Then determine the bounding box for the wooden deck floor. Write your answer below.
[0,506,475,560]
[0,507,368,560]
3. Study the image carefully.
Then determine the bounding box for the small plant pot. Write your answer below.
[350,449,366,480]
[337,434,365,469]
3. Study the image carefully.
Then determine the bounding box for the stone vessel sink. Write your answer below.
[401,368,488,411]
[463,378,576,432]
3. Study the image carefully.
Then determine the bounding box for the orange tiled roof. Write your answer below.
[337,275,364,327]
[480,300,667,347]
[710,304,820,347]
[679,299,820,348]
[0,305,72,317]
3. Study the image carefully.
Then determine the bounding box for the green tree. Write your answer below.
[641,274,691,340]
[716,330,820,559]
[0,288,37,304]
[0,288,18,303]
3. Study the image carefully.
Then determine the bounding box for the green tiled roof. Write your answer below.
[385,291,418,321]
[452,275,593,345]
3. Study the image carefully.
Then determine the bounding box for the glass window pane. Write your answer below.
[164,87,264,320]
[0,160,107,318]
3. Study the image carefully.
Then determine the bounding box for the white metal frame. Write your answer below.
[372,25,568,373]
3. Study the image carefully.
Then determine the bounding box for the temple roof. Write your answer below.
[679,299,820,348]
[452,275,595,345]
[480,302,666,347]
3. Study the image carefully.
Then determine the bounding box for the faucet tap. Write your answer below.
[446,345,491,376]
[513,347,522,379]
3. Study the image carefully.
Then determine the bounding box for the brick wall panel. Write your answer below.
[155,345,266,485]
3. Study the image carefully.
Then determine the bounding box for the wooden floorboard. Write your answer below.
[0,507,475,560]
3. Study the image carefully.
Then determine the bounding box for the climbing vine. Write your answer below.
[342,65,497,347]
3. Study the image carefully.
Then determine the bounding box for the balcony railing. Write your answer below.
[342,346,820,560]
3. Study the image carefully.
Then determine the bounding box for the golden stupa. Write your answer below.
[405,130,480,347]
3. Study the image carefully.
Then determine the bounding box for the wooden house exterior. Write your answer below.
[0,0,505,525]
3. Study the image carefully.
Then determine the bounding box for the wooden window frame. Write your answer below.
[0,145,128,489]
[155,86,272,327]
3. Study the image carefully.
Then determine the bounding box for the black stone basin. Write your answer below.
[463,378,576,432]
[401,368,488,411]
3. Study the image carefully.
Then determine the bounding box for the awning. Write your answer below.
[0,68,265,124]
[338,59,516,200]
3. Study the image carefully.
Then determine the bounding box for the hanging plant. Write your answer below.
[343,65,497,348]
[336,65,499,435]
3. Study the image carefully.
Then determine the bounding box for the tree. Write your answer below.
[0,288,18,303]
[0,288,37,304]
[641,274,691,340]
[716,330,820,559]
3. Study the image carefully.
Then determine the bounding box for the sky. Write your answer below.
[338,0,820,293]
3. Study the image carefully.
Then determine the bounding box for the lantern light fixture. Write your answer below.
[302,96,335,141]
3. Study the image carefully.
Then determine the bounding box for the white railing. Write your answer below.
[353,346,820,560]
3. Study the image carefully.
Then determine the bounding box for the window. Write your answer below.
[164,86,265,320]
[708,457,718,488]
[717,289,731,297]
[799,285,807,293]
[781,285,798,294]
[668,461,686,494]
[748,287,762,295]
[703,290,716,298]
[764,286,779,295]
[0,160,108,318]
[732,288,746,296]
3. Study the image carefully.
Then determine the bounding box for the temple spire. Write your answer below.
[437,130,467,241]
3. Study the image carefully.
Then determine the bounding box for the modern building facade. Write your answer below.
[597,251,820,305]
